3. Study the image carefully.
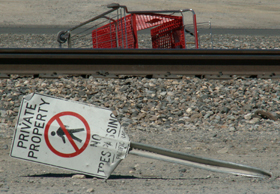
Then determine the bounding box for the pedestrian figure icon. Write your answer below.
[51,125,84,143]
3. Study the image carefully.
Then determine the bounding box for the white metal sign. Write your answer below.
[10,93,130,178]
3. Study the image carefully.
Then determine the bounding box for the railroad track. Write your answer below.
[0,48,280,79]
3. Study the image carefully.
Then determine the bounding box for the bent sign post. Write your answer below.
[10,93,130,179]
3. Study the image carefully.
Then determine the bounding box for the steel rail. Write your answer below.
[0,48,279,78]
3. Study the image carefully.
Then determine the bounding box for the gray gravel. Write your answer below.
[1,75,280,143]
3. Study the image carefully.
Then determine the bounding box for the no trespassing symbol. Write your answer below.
[44,112,91,158]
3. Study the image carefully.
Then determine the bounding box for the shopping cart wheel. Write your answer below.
[57,30,69,43]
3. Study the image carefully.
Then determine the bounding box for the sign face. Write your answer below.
[10,93,130,178]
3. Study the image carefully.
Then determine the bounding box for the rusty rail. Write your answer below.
[0,48,279,78]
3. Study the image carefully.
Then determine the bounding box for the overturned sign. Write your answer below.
[10,93,129,178]
[11,93,271,178]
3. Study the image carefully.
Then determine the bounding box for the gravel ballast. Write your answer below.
[1,75,280,141]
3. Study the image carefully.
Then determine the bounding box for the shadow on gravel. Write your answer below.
[26,173,202,180]
[26,173,137,179]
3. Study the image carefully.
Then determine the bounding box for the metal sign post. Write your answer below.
[11,93,271,179]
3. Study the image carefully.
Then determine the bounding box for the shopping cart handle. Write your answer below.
[107,3,120,9]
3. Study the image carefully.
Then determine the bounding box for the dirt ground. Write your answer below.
[0,0,279,29]
[2,129,280,193]
[1,1,280,193]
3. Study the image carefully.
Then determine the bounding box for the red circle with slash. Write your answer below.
[44,111,91,158]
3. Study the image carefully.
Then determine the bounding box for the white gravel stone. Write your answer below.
[72,174,86,179]
[86,188,95,192]
[249,118,260,124]
[244,113,252,120]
